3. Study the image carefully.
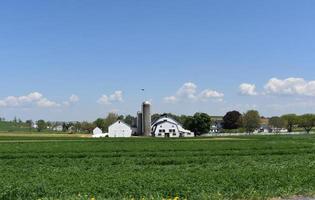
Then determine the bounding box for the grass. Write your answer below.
[0,134,314,200]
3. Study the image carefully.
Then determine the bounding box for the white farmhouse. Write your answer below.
[108,120,132,137]
[92,127,107,138]
[53,125,63,132]
[151,117,194,138]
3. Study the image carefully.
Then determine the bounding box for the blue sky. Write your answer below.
[1,0,315,121]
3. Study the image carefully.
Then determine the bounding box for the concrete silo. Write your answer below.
[137,112,143,135]
[142,101,151,136]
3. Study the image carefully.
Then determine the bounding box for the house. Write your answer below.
[92,127,107,138]
[53,125,63,132]
[108,120,132,137]
[151,116,194,138]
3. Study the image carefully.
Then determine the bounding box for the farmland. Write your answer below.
[0,135,315,200]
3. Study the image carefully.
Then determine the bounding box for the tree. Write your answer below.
[37,120,46,132]
[223,111,242,129]
[94,118,106,131]
[26,120,33,132]
[81,121,95,133]
[297,114,315,134]
[243,110,260,133]
[124,115,136,127]
[281,114,298,133]
[104,112,119,132]
[151,113,161,123]
[269,116,286,133]
[184,113,211,136]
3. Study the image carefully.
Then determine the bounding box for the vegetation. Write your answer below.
[297,114,315,134]
[223,111,242,129]
[0,134,315,199]
[242,110,260,133]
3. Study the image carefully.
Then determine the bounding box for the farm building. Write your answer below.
[108,120,132,137]
[53,125,63,132]
[151,116,194,138]
[92,127,107,138]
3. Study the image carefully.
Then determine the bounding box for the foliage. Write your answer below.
[223,111,242,129]
[242,110,260,133]
[269,116,286,129]
[183,113,211,135]
[124,115,136,127]
[281,114,298,132]
[297,114,315,134]
[0,135,315,199]
[36,120,46,132]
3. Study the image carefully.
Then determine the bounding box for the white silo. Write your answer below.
[142,101,151,136]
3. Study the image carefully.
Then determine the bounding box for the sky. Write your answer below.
[1,0,315,121]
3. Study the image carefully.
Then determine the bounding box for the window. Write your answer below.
[172,133,176,136]
[158,133,162,136]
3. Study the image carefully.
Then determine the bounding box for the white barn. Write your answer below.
[92,127,107,138]
[151,117,194,138]
[108,120,132,137]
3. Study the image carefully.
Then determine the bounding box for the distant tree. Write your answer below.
[37,120,46,132]
[243,110,260,133]
[104,112,119,132]
[73,122,82,132]
[25,120,33,132]
[281,114,298,132]
[184,113,211,136]
[124,115,136,127]
[223,111,242,129]
[151,113,161,123]
[297,114,315,134]
[81,121,95,133]
[118,115,124,121]
[269,116,286,131]
[94,118,106,131]
[62,122,73,132]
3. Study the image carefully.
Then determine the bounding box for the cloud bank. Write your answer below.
[98,91,124,105]
[164,82,224,103]
[0,92,79,108]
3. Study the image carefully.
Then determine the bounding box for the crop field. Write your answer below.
[0,135,315,200]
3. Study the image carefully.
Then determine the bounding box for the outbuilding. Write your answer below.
[92,127,107,138]
[108,120,132,137]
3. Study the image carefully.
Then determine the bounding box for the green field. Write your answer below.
[0,134,315,200]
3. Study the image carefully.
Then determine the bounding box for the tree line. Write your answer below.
[2,111,315,134]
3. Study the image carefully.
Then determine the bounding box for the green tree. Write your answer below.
[269,116,286,133]
[94,118,106,131]
[297,114,315,134]
[243,110,260,133]
[37,120,46,132]
[104,112,119,132]
[26,120,33,132]
[184,113,211,136]
[124,115,136,127]
[281,114,298,132]
[81,121,95,133]
[223,111,242,129]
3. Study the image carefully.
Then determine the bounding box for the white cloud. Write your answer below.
[163,96,177,103]
[37,98,60,108]
[264,77,315,96]
[0,92,75,108]
[239,83,258,96]
[177,82,197,100]
[69,95,79,103]
[164,82,224,103]
[98,90,124,105]
[63,94,80,106]
[199,89,224,100]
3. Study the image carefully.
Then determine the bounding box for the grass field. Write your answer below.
[0,134,315,200]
